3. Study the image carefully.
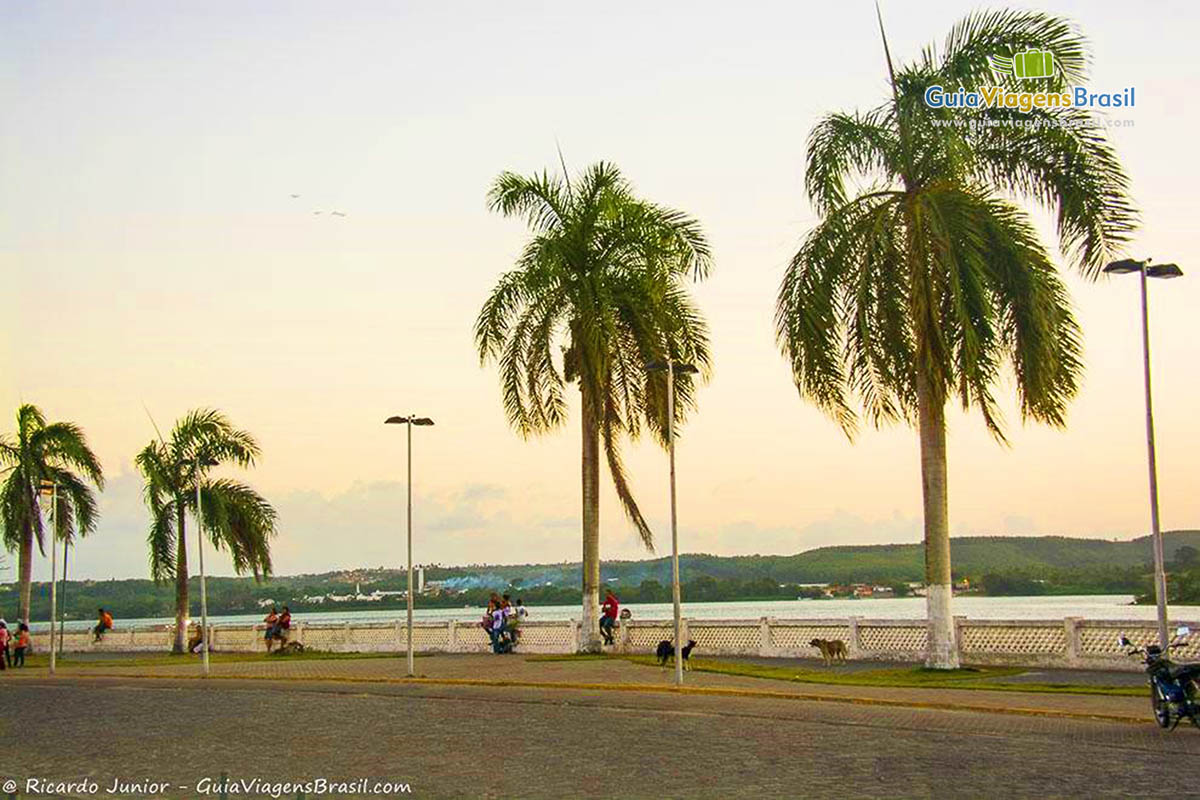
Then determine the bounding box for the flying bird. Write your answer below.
[290,194,301,199]
[331,211,347,217]
[312,210,323,215]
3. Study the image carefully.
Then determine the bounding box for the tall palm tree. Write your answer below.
[476,161,712,650]
[0,404,105,623]
[776,10,1136,668]
[137,409,277,653]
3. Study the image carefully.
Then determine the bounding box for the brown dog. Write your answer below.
[809,638,847,665]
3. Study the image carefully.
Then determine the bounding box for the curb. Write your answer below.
[9,669,1149,726]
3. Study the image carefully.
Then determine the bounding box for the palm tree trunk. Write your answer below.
[580,382,602,653]
[173,504,189,654]
[917,370,959,669]
[18,518,33,624]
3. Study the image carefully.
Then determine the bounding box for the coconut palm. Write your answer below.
[0,404,105,623]
[137,409,277,653]
[476,161,712,650]
[776,10,1136,668]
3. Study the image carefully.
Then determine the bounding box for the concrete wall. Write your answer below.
[50,616,1197,672]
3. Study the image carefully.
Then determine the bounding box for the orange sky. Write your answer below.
[2,1,1197,579]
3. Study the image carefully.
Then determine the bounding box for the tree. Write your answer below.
[1172,546,1199,570]
[775,10,1135,667]
[136,409,277,653]
[476,161,712,650]
[0,404,104,623]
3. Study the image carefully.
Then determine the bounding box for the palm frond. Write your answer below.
[199,478,277,580]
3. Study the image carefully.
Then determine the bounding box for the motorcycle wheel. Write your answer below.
[1152,689,1171,728]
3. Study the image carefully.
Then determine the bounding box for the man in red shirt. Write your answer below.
[600,589,619,645]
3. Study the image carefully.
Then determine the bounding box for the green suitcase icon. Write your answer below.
[1014,50,1054,79]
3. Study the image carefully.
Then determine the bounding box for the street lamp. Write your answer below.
[646,359,698,687]
[59,539,70,658]
[1104,257,1184,650]
[185,455,218,676]
[385,414,435,677]
[35,480,58,676]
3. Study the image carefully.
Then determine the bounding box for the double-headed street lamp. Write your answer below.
[385,414,435,677]
[35,480,59,676]
[185,456,218,677]
[1104,257,1184,650]
[646,359,698,687]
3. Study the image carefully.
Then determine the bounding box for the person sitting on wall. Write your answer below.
[600,589,620,646]
[186,622,205,654]
[508,597,528,646]
[93,607,114,642]
[266,605,292,646]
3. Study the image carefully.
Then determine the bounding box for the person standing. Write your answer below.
[600,589,619,646]
[263,606,279,652]
[13,623,30,667]
[491,601,509,653]
[0,619,9,670]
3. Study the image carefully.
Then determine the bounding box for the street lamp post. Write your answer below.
[646,359,698,687]
[1104,257,1184,650]
[385,414,435,677]
[36,480,58,676]
[59,541,69,657]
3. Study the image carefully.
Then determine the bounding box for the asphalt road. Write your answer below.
[1,677,1194,799]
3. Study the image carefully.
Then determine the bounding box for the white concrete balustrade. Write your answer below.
[50,616,1197,671]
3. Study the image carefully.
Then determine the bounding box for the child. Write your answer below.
[0,619,8,670]
[13,622,30,668]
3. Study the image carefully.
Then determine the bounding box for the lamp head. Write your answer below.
[1146,263,1183,279]
[1103,258,1144,275]
[385,415,434,426]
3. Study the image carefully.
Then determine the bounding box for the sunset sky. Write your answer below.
[2,1,1197,581]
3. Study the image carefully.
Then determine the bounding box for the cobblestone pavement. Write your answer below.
[0,676,1195,799]
[0,653,1152,721]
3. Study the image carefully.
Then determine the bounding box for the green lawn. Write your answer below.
[528,653,1142,696]
[631,656,1144,696]
[11,650,420,669]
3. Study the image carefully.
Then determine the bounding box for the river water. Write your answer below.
[38,594,1200,633]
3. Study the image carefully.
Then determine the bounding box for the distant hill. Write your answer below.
[423,530,1200,587]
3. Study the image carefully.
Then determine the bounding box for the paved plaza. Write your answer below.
[1,655,1195,798]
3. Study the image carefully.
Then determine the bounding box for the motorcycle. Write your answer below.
[1119,624,1200,730]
